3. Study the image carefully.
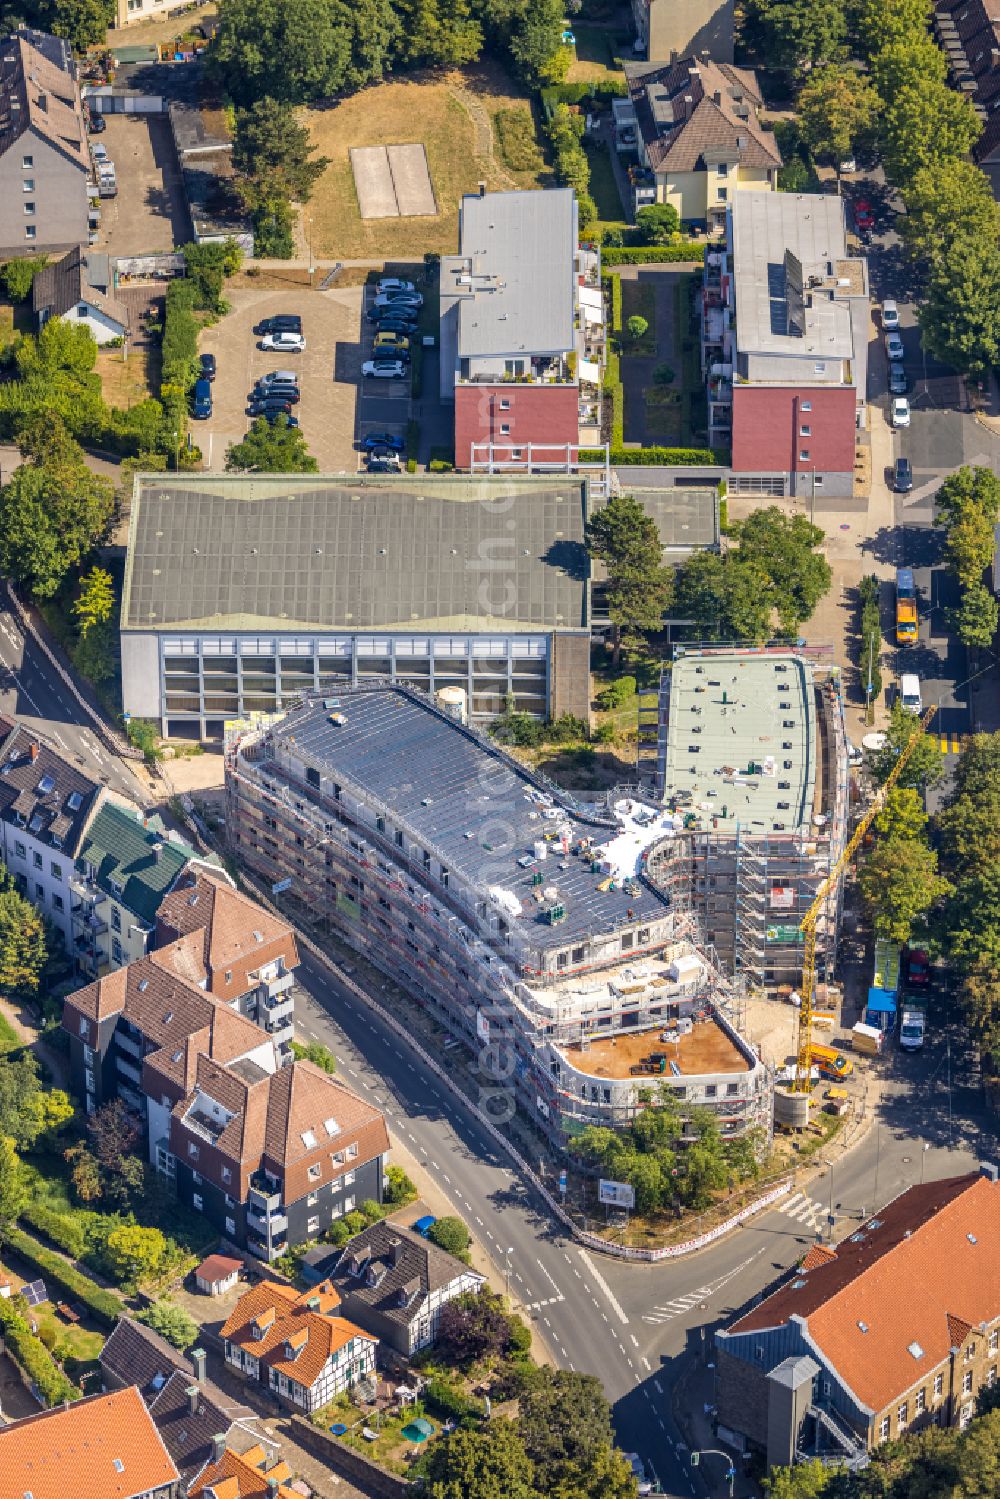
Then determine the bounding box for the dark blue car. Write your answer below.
[192,378,212,419]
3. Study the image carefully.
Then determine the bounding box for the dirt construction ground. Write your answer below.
[198,285,365,472]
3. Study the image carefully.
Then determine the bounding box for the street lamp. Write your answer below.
[919,1142,931,1185]
[503,1245,514,1300]
[172,429,180,472]
[690,1449,736,1498]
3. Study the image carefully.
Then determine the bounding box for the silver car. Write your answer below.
[889,361,907,395]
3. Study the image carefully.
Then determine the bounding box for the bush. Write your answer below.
[384,1165,418,1205]
[0,1299,78,1406]
[290,1039,336,1074]
[627,314,648,341]
[425,1375,483,1422]
[136,1299,199,1350]
[602,244,705,266]
[360,1197,389,1223]
[161,279,200,391]
[21,1202,87,1260]
[635,203,680,244]
[608,273,622,333]
[1,256,48,302]
[595,675,636,710]
[603,348,622,448]
[324,1219,351,1247]
[540,80,627,110]
[653,363,675,384]
[6,1228,123,1327]
[343,1210,367,1236]
[427,1216,471,1259]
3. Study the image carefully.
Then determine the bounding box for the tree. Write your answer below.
[920,238,1000,379]
[858,835,952,944]
[881,81,982,188]
[585,493,673,664]
[26,1087,74,1139]
[79,1098,145,1205]
[674,550,772,642]
[73,567,115,638]
[105,1224,167,1291]
[857,0,933,57]
[937,466,1000,529]
[437,1288,517,1365]
[764,1459,838,1498]
[869,38,947,107]
[0,1053,45,1150]
[0,1136,27,1245]
[797,66,878,165]
[948,584,999,649]
[900,161,1000,278]
[734,507,832,634]
[874,787,928,842]
[0,417,114,599]
[289,1039,336,1072]
[0,885,47,997]
[65,1141,102,1202]
[519,1369,615,1490]
[0,255,48,303]
[427,1215,471,1258]
[226,416,319,473]
[501,0,565,86]
[393,0,484,68]
[635,203,680,244]
[426,1419,535,1499]
[209,0,359,106]
[182,240,243,312]
[383,1165,417,1203]
[867,703,944,789]
[137,1299,199,1350]
[626,314,648,341]
[758,0,848,76]
[233,98,330,210]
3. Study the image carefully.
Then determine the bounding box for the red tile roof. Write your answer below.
[0,1386,179,1499]
[728,1173,1000,1411]
[221,1278,374,1389]
[196,1253,245,1283]
[190,1443,297,1499]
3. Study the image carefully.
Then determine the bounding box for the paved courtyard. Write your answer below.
[93,114,189,256]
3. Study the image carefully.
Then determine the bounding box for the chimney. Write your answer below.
[388,1237,404,1266]
[152,839,163,863]
[190,1346,206,1383]
[186,1384,199,1417]
[37,90,46,111]
[713,89,722,104]
[267,1481,280,1498]
[478,180,486,197]
[683,93,694,120]
[980,1161,999,1182]
[29,743,38,761]
[212,1433,227,1462]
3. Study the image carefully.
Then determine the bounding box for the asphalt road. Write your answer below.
[0,593,146,804]
[290,950,992,1497]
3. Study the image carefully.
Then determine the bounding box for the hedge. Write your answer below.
[580,445,724,466]
[602,348,623,448]
[0,1299,79,1406]
[602,244,706,266]
[22,1202,87,1260]
[609,273,622,334]
[161,278,200,390]
[540,80,627,115]
[6,1228,124,1328]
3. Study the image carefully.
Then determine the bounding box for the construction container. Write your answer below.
[851,1021,883,1056]
[667,954,702,984]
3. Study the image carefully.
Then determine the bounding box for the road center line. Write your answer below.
[579,1249,629,1325]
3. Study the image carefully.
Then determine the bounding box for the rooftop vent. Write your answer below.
[67,791,82,811]
[858,1321,869,1333]
[137,978,149,992]
[908,1341,925,1359]
[36,773,55,795]
[968,1233,978,1244]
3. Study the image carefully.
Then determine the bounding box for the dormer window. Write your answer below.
[36,773,55,795]
[110,879,123,899]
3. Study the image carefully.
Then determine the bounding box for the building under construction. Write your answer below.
[225,686,771,1146]
[649,645,850,995]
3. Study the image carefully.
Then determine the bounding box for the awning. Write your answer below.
[579,358,601,384]
[578,285,603,310]
[582,302,604,326]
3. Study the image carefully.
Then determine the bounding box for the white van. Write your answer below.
[899,673,922,714]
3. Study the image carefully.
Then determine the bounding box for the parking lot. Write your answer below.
[198,285,369,471]
[355,282,415,467]
[92,114,189,256]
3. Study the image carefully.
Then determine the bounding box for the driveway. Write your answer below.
[198,286,365,472]
[355,285,413,465]
[93,114,189,256]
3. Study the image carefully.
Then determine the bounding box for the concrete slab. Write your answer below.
[350,145,398,220]
[388,142,436,217]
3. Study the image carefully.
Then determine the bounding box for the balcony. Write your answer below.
[115,1055,141,1085]
[261,971,294,998]
[263,992,295,1022]
[249,1174,281,1210]
[115,1030,143,1060]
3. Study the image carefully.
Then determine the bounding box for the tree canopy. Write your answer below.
[585,493,673,663]
[757,0,848,76]
[797,66,878,164]
[867,703,944,790]
[225,416,319,473]
[427,1419,536,1499]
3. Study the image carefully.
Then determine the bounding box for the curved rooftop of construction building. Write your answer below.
[661,650,817,834]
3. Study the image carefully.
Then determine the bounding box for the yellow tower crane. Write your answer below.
[793,703,938,1092]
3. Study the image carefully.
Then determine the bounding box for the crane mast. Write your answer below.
[793,704,938,1092]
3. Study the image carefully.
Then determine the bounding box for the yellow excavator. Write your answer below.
[793,704,938,1092]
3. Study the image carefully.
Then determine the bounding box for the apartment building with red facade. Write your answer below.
[703,192,869,499]
[440,187,605,470]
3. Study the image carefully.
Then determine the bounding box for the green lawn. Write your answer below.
[620,280,656,355]
[0,1009,23,1054]
[584,141,626,225]
[567,23,622,82]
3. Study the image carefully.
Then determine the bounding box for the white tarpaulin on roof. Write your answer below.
[582,302,604,326]
[579,285,603,310]
[579,358,601,384]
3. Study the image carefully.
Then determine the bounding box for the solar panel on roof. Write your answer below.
[21,1278,47,1305]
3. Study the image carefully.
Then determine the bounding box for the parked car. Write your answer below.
[374,331,411,353]
[839,155,857,174]
[885,331,905,362]
[199,353,217,382]
[264,410,299,427]
[625,1456,652,1497]
[889,362,908,395]
[192,378,212,420]
[248,397,294,417]
[251,381,300,403]
[91,143,108,163]
[255,314,302,335]
[899,672,923,714]
[372,317,418,339]
[256,369,299,388]
[362,431,404,451]
[882,299,899,330]
[362,358,407,378]
[367,445,402,470]
[854,198,875,232]
[372,292,422,313]
[376,277,416,296]
[893,455,913,493]
[891,396,911,428]
[87,112,106,134]
[261,331,305,352]
[412,1215,436,1237]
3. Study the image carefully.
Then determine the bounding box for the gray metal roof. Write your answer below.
[593,486,718,552]
[122,475,590,634]
[444,188,577,359]
[731,193,857,360]
[274,689,668,949]
[662,652,817,834]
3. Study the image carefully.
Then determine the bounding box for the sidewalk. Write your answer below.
[672,1355,755,1498]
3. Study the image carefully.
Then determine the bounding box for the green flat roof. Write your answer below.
[78,802,197,926]
[662,652,817,833]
